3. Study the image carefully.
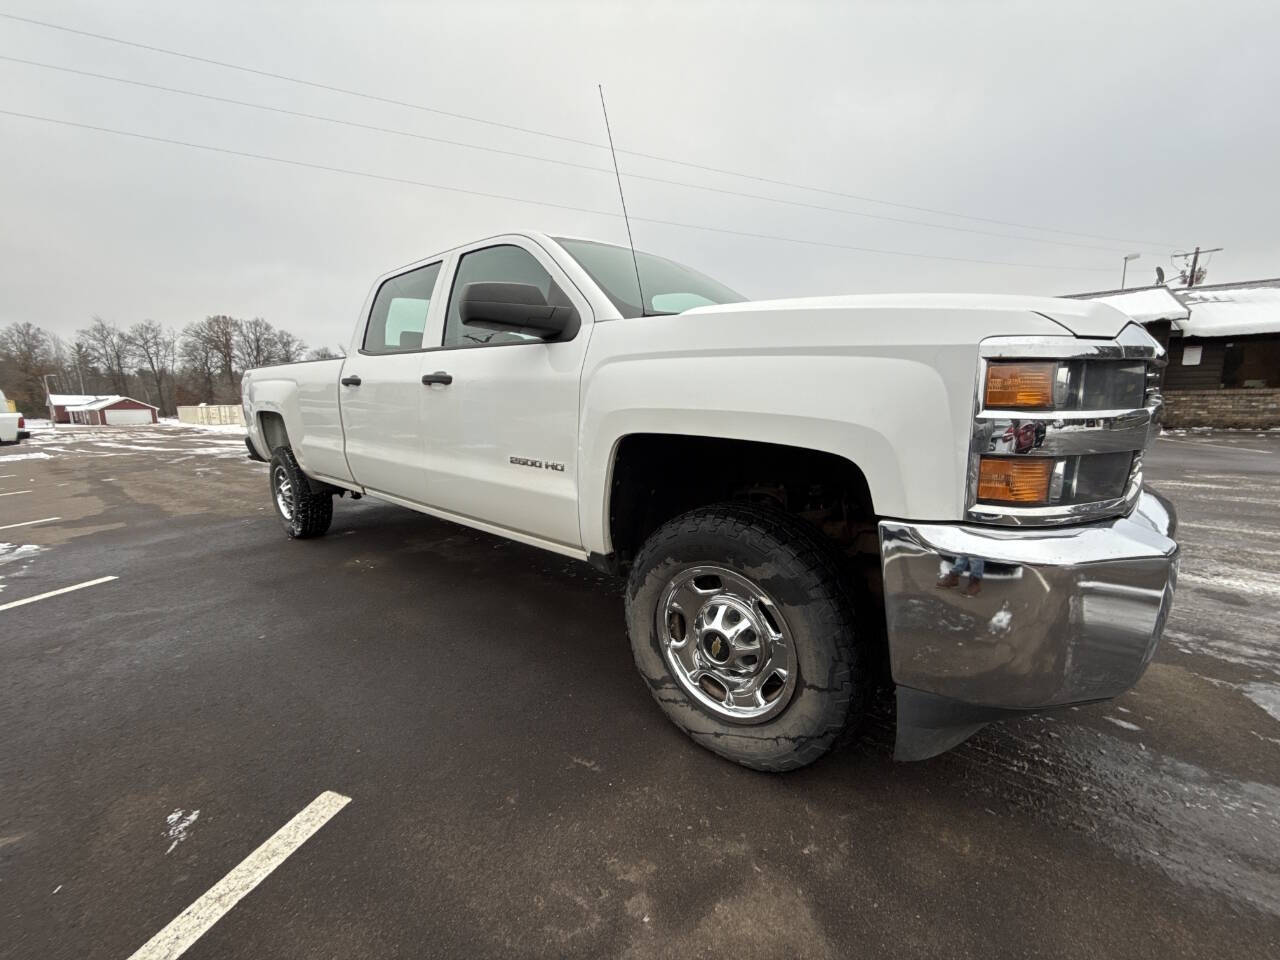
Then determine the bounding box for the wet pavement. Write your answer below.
[0,424,1277,959]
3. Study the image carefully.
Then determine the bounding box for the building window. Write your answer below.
[1182,344,1203,366]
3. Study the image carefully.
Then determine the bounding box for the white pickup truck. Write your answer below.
[243,231,1179,771]
[0,390,29,444]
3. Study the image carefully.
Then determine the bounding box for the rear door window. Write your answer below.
[363,261,442,354]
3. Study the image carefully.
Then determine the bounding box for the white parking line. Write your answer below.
[0,576,117,612]
[0,474,15,478]
[0,516,60,531]
[0,490,31,497]
[126,791,352,960]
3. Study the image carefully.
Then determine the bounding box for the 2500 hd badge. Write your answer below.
[509,455,566,472]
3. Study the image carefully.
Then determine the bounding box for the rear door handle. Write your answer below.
[421,372,453,386]
[341,375,362,387]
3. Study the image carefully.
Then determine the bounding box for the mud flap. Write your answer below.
[894,686,1037,761]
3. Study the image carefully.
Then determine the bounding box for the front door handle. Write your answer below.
[421,371,453,386]
[340,375,362,387]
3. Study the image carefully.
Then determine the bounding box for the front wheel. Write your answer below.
[269,447,333,539]
[625,503,867,772]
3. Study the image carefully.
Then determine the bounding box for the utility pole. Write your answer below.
[1179,246,1224,288]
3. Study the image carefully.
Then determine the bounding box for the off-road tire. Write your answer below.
[269,446,333,539]
[625,502,867,772]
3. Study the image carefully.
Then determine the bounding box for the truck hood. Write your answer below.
[688,293,1132,339]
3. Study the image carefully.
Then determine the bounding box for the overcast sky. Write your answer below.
[1,0,1276,351]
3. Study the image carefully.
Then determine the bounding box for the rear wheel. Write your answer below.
[269,447,332,539]
[625,503,867,772]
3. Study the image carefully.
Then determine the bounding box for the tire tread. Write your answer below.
[269,446,333,539]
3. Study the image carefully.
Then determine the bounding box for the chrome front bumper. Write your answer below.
[879,487,1178,759]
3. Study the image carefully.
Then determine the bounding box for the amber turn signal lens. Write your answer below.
[977,457,1052,504]
[985,362,1056,409]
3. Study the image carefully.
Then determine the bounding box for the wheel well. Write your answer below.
[608,434,878,567]
[258,411,289,452]
[607,433,887,677]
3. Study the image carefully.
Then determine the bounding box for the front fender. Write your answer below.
[578,350,973,556]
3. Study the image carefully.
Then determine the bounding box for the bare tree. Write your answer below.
[0,321,54,412]
[78,318,131,395]
[202,315,240,392]
[273,330,306,363]
[306,345,341,361]
[126,320,177,415]
[178,320,219,402]
[234,317,277,371]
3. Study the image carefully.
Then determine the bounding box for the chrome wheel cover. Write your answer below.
[273,466,295,522]
[658,565,798,723]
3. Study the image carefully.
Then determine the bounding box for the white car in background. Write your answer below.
[0,390,29,444]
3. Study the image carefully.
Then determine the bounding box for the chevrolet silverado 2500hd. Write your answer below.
[242,232,1178,771]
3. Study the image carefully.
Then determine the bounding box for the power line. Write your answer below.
[0,11,601,149]
[0,108,1113,272]
[0,54,611,175]
[0,54,1132,255]
[620,149,1178,250]
[0,10,1178,250]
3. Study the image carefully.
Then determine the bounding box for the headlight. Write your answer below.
[984,359,1146,412]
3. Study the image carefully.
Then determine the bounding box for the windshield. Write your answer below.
[554,237,746,318]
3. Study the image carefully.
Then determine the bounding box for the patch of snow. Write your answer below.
[164,808,199,854]
[1180,571,1280,601]
[1242,683,1280,724]
[1104,716,1142,731]
[0,543,44,566]
[182,423,247,435]
[0,451,52,461]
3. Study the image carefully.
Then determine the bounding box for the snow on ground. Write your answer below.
[17,421,249,460]
[159,417,247,434]
[0,543,46,594]
[0,543,44,566]
[1243,682,1280,724]
[186,423,248,435]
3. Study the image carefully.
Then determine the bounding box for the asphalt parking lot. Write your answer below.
[1,424,1278,959]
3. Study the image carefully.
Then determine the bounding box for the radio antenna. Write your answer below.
[597,84,646,315]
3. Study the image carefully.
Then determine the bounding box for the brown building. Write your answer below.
[1069,279,1280,428]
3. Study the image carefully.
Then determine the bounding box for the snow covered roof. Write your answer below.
[1067,278,1280,338]
[48,393,111,406]
[66,395,158,411]
[1064,285,1189,324]
[1174,280,1280,338]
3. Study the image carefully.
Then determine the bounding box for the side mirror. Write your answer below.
[458,282,578,340]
